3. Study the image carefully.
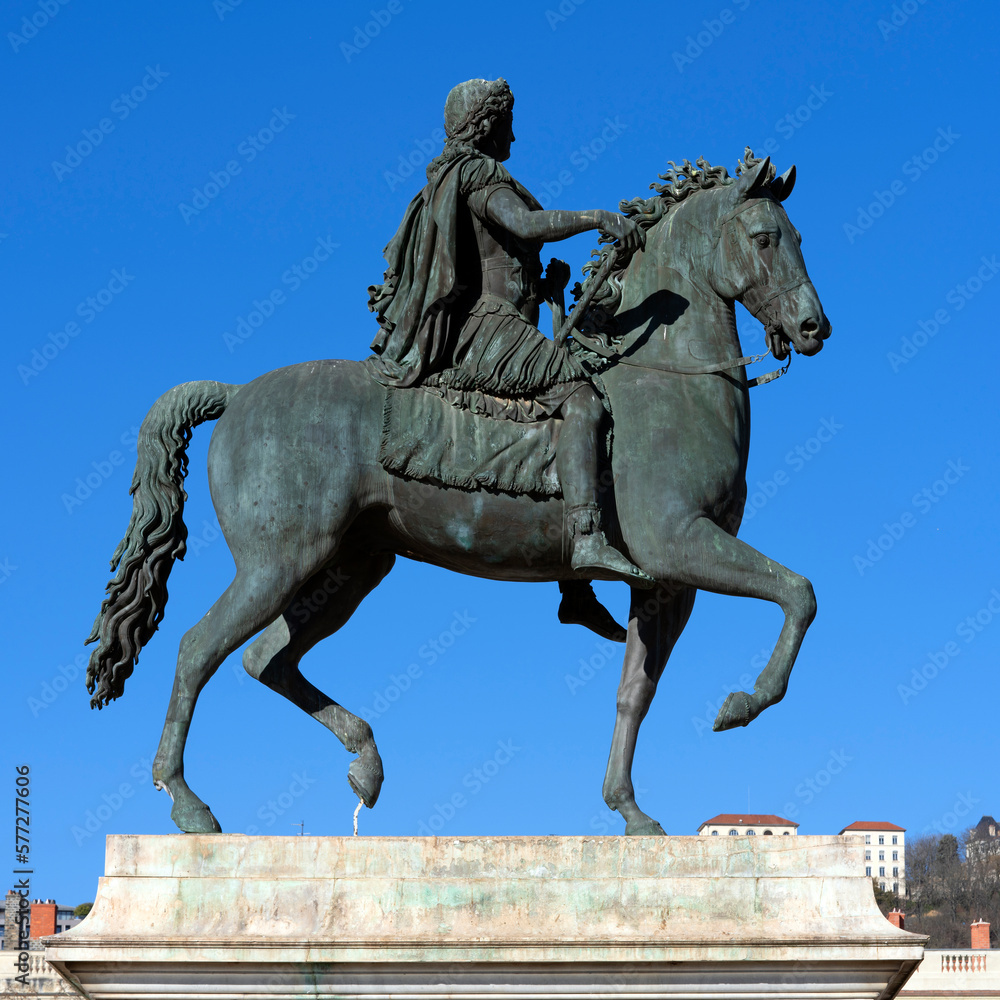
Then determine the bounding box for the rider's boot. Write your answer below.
[558,580,627,642]
[559,385,655,590]
[567,502,656,589]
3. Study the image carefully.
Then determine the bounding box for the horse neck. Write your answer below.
[618,194,741,367]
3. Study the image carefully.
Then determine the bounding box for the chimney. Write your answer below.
[4,891,22,952]
[29,899,57,939]
[971,920,990,950]
[887,909,905,930]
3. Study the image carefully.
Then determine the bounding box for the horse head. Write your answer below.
[708,155,832,360]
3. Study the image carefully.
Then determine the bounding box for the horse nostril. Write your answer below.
[800,318,819,337]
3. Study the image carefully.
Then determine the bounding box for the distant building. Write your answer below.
[0,898,85,949]
[697,814,798,837]
[966,815,1000,861]
[840,821,906,897]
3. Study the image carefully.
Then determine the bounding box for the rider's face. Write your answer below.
[487,111,515,161]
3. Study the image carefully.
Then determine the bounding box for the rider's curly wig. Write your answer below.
[427,78,514,179]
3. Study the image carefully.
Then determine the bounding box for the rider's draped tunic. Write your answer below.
[366,148,586,407]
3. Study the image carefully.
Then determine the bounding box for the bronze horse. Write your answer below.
[86,153,830,835]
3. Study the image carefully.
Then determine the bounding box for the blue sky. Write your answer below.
[3,0,998,906]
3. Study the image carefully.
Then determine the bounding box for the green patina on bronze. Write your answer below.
[85,80,830,836]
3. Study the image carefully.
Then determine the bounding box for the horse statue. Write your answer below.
[85,151,831,836]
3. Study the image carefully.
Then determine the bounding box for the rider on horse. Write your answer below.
[367,78,652,638]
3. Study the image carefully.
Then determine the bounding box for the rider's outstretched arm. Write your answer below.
[486,188,644,253]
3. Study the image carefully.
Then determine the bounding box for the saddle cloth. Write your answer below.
[379,385,563,496]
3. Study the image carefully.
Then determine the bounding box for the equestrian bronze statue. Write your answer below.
[86,78,831,836]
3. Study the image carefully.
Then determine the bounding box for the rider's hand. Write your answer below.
[598,211,645,254]
[545,258,572,296]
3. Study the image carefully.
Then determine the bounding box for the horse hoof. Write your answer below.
[348,748,383,808]
[713,691,754,731]
[170,799,222,834]
[625,818,666,836]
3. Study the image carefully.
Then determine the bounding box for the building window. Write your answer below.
[746,830,756,836]
[879,866,885,876]
[782,831,790,836]
[865,851,871,860]
[893,867,898,877]
[879,851,885,861]
[878,835,884,845]
[880,882,886,891]
[729,830,739,836]
[892,835,898,845]
[866,866,871,876]
[763,830,773,835]
[892,851,898,861]
[893,882,898,893]
[711,830,719,836]
[865,835,871,844]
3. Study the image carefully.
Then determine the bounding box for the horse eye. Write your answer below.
[754,233,771,248]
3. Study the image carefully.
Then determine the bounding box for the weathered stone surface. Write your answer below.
[46,835,925,998]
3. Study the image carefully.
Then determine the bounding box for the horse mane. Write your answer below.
[571,148,772,345]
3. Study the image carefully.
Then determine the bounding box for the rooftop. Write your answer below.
[839,821,906,834]
[699,814,799,828]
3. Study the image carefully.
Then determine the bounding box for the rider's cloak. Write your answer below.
[367,151,540,388]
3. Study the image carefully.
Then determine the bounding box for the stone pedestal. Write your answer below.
[45,834,925,999]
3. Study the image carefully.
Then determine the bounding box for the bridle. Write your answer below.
[599,196,808,388]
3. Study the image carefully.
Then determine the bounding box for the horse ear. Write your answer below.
[734,156,771,199]
[770,165,796,202]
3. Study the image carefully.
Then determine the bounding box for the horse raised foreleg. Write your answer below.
[152,569,293,833]
[660,516,816,732]
[242,550,396,808]
[602,584,696,835]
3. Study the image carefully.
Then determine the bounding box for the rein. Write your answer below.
[612,348,792,388]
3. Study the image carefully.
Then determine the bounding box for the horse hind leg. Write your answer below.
[242,551,396,809]
[602,584,696,835]
[152,568,295,833]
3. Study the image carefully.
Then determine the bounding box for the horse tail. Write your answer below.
[85,380,242,709]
